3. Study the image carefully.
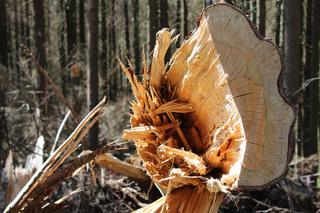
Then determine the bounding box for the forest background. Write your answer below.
[0,0,319,212]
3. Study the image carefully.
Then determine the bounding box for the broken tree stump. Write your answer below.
[122,3,294,212]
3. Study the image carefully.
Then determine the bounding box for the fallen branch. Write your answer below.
[4,97,106,212]
[95,153,149,183]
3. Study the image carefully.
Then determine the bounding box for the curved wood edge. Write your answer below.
[200,3,296,190]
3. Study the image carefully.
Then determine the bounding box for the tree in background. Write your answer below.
[149,0,159,51]
[33,0,47,102]
[0,0,8,68]
[284,0,302,106]
[303,0,320,157]
[176,0,182,47]
[65,0,77,65]
[133,0,140,74]
[259,0,266,36]
[87,0,99,150]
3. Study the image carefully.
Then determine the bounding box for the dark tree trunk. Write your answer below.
[284,0,302,105]
[14,0,20,84]
[203,0,213,8]
[176,0,182,47]
[160,0,169,28]
[259,0,266,36]
[79,0,85,50]
[58,0,67,94]
[109,0,117,100]
[275,0,282,46]
[124,0,131,59]
[65,0,77,64]
[133,0,140,74]
[183,0,189,36]
[0,0,8,67]
[250,0,257,24]
[303,0,320,157]
[149,0,159,51]
[87,0,99,150]
[33,0,47,100]
[0,84,9,168]
[101,0,108,95]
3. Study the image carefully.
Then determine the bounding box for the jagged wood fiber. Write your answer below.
[122,3,293,212]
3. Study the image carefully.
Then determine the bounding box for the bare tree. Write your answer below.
[87,0,99,150]
[33,0,47,100]
[176,0,182,47]
[79,0,85,50]
[133,0,140,74]
[303,0,320,157]
[284,0,302,105]
[0,0,8,67]
[183,0,189,36]
[160,0,169,28]
[259,0,266,36]
[124,0,131,59]
[149,0,159,51]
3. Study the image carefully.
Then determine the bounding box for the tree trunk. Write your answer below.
[124,0,131,59]
[109,0,117,100]
[14,0,20,84]
[33,0,47,100]
[79,0,85,50]
[259,0,266,36]
[87,0,99,150]
[101,0,108,96]
[183,0,189,36]
[176,0,182,47]
[133,0,140,74]
[303,0,320,157]
[0,0,8,67]
[65,0,77,64]
[149,0,159,51]
[58,0,67,94]
[284,0,302,105]
[160,0,169,28]
[275,0,282,46]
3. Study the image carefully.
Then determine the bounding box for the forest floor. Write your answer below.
[0,96,319,212]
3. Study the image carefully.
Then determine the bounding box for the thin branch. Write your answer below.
[21,44,80,122]
[51,110,71,155]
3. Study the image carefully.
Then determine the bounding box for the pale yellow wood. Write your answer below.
[203,4,294,187]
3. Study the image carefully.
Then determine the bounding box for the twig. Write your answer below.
[21,44,80,122]
[50,110,71,155]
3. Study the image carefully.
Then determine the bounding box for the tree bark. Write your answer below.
[87,0,99,150]
[183,0,189,36]
[133,0,140,74]
[33,0,47,100]
[259,0,266,36]
[149,0,159,51]
[124,0,131,59]
[109,0,117,100]
[284,0,302,105]
[58,0,67,94]
[275,0,282,46]
[303,0,320,157]
[65,0,77,63]
[79,0,85,50]
[14,0,20,84]
[176,0,182,47]
[160,0,169,28]
[0,0,8,67]
[101,0,108,95]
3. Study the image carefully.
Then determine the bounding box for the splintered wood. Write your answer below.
[121,14,246,210]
